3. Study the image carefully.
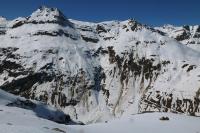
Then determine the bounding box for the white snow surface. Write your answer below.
[69,113,200,133]
[0,89,65,132]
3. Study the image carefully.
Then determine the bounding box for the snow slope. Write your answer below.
[0,89,76,125]
[0,89,69,132]
[68,112,200,133]
[0,6,200,123]
[0,106,67,133]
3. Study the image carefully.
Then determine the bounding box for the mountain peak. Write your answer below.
[39,5,57,11]
[28,6,68,25]
[36,6,63,17]
[0,16,7,22]
[0,16,7,27]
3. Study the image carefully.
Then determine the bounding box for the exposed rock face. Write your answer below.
[0,6,200,123]
[140,90,200,116]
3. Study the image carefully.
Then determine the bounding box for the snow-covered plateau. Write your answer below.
[0,6,200,132]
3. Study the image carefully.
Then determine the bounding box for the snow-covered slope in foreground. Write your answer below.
[0,106,68,133]
[0,89,68,133]
[69,113,200,133]
[1,106,200,133]
[0,82,200,133]
[0,89,77,125]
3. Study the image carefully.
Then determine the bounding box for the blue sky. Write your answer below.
[0,0,199,26]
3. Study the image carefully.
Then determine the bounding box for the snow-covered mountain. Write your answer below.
[156,24,200,51]
[0,6,200,124]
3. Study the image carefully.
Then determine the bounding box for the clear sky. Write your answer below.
[0,0,199,26]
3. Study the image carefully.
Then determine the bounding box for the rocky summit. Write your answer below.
[0,6,200,124]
